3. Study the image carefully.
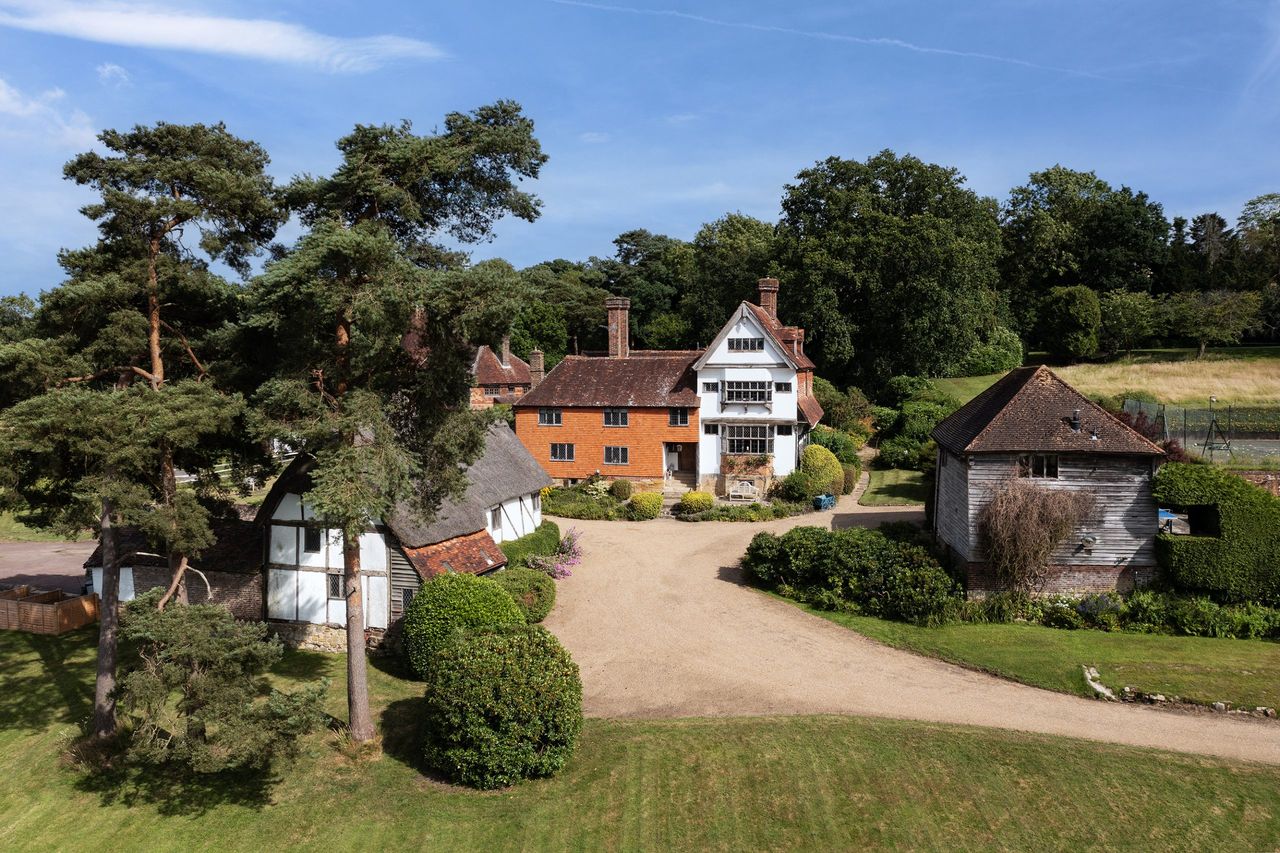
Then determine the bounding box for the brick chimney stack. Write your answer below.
[757,277,779,320]
[605,296,630,358]
[500,335,511,366]
[529,349,545,386]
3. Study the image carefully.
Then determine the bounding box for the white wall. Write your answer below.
[486,492,542,544]
[91,567,136,601]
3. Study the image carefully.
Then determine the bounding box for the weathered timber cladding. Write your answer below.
[389,546,420,621]
[514,406,700,481]
[965,453,1159,568]
[933,447,971,559]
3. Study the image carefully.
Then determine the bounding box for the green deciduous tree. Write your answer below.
[1099,290,1158,354]
[1039,285,1101,360]
[1238,193,1280,284]
[681,213,778,346]
[248,102,544,743]
[591,230,694,347]
[778,150,1001,388]
[1163,290,1262,357]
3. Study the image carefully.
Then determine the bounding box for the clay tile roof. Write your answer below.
[931,365,1165,456]
[798,393,825,427]
[743,303,816,369]
[513,352,701,408]
[401,529,507,580]
[473,345,532,387]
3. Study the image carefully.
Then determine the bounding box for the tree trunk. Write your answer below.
[146,236,164,390]
[344,531,374,742]
[1198,339,1208,359]
[91,498,119,739]
[157,448,187,608]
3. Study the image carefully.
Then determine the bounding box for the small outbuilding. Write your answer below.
[930,365,1165,596]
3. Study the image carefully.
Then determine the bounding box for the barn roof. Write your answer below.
[512,351,701,408]
[472,345,532,387]
[931,365,1164,456]
[83,512,261,573]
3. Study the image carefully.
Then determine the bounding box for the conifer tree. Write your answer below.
[247,102,544,742]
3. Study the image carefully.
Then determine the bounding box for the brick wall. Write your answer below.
[514,406,700,480]
[130,565,263,620]
[964,561,1158,598]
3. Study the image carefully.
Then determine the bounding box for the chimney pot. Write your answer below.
[529,349,545,387]
[605,296,630,358]
[757,277,780,320]
[1071,409,1082,432]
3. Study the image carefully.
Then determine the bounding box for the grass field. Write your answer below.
[933,346,1280,406]
[796,606,1280,709]
[0,513,89,543]
[858,469,928,506]
[2,630,1279,851]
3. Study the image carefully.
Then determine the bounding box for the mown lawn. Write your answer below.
[0,512,90,543]
[858,469,928,506]
[2,631,1280,851]
[796,606,1280,709]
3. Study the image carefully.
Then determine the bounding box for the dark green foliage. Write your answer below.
[871,406,900,432]
[1039,285,1101,360]
[841,462,861,495]
[877,436,926,470]
[743,527,958,626]
[627,492,663,520]
[1099,291,1158,354]
[897,401,951,442]
[810,425,864,464]
[773,470,825,502]
[609,479,633,500]
[1152,463,1280,604]
[493,567,557,623]
[591,230,694,347]
[678,500,807,523]
[117,589,325,773]
[423,625,582,789]
[542,485,624,520]
[1162,290,1262,357]
[956,325,1023,375]
[811,377,872,433]
[681,213,779,345]
[402,574,525,679]
[799,444,843,495]
[499,520,561,569]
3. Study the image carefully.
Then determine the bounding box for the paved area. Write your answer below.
[0,541,95,592]
[543,495,1280,766]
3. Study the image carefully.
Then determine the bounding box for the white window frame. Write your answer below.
[603,408,629,427]
[604,446,629,465]
[538,407,562,426]
[725,425,774,455]
[727,337,765,352]
[550,443,575,462]
[724,381,772,404]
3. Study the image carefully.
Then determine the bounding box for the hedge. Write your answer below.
[423,625,582,789]
[1151,463,1280,604]
[608,479,633,500]
[402,574,525,679]
[492,567,557,623]
[499,521,561,569]
[773,469,825,502]
[800,444,843,495]
[810,425,864,464]
[677,491,715,514]
[628,492,663,520]
[542,486,624,520]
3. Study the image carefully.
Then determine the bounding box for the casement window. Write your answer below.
[702,381,720,393]
[669,407,689,426]
[776,423,793,436]
[538,407,562,426]
[327,572,343,600]
[490,507,502,535]
[532,493,541,513]
[703,423,719,435]
[723,381,772,403]
[774,381,792,393]
[484,385,501,397]
[727,337,764,352]
[604,446,629,465]
[1018,454,1059,479]
[603,408,629,427]
[726,425,774,455]
[303,526,322,554]
[550,443,574,461]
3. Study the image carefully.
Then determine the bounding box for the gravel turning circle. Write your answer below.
[542,500,1280,766]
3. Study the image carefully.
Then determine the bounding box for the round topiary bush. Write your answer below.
[608,479,633,500]
[402,574,525,679]
[628,492,663,520]
[423,625,583,789]
[800,444,843,496]
[492,567,556,623]
[678,490,715,514]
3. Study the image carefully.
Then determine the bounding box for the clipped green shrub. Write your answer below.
[402,574,525,679]
[423,625,582,789]
[871,405,900,432]
[492,567,557,623]
[811,425,864,464]
[500,520,561,569]
[627,492,663,520]
[1152,463,1280,604]
[840,461,861,495]
[800,443,843,495]
[678,500,808,523]
[608,479,633,500]
[678,490,715,514]
[773,470,824,502]
[542,486,623,520]
[957,325,1023,376]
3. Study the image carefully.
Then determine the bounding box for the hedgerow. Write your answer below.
[1152,463,1280,604]
[499,520,561,569]
[492,567,557,623]
[402,574,525,679]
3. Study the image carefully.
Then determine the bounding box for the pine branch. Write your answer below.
[160,319,208,380]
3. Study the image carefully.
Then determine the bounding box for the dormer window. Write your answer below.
[727,337,764,352]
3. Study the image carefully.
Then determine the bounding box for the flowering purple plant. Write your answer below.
[527,527,583,579]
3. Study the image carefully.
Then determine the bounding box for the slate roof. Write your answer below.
[402,529,507,579]
[473,345,532,387]
[513,351,701,408]
[83,514,262,574]
[931,365,1165,456]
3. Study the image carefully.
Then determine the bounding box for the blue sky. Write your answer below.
[1,0,1278,297]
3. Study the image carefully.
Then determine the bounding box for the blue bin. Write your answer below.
[813,493,836,511]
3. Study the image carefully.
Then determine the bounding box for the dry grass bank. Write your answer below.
[1057,356,1280,404]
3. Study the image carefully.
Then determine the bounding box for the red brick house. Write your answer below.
[469,336,540,410]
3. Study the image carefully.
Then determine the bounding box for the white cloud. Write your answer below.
[95,61,129,86]
[578,131,610,144]
[0,1,445,73]
[0,78,96,148]
[664,113,699,125]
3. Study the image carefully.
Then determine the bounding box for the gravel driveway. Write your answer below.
[542,498,1280,766]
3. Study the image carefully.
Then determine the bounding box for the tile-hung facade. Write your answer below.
[513,280,824,496]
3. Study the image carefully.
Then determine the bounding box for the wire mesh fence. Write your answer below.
[1122,399,1280,465]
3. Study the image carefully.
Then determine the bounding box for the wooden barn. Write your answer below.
[930,366,1166,596]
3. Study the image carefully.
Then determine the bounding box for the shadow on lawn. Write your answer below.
[0,630,96,733]
[74,757,279,816]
